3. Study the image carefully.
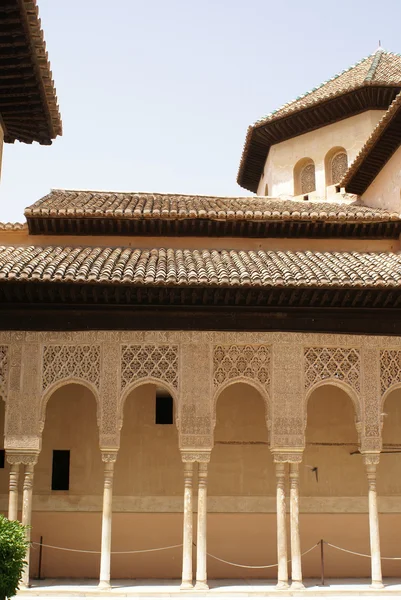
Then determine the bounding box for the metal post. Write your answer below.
[38,536,43,580]
[320,539,325,586]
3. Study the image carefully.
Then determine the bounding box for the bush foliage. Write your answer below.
[0,514,29,600]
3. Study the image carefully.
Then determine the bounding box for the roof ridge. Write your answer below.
[364,48,384,82]
[254,52,375,127]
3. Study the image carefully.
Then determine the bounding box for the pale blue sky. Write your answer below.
[1,0,401,222]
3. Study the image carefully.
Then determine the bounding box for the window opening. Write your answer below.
[0,449,4,469]
[331,151,348,184]
[300,163,316,194]
[52,450,70,491]
[155,393,174,425]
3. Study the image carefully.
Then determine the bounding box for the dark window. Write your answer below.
[52,450,70,491]
[0,449,4,469]
[155,394,173,425]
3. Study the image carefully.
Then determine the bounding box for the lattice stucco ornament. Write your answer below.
[380,350,401,396]
[42,345,101,391]
[304,347,360,392]
[121,345,178,390]
[0,345,9,400]
[213,344,270,388]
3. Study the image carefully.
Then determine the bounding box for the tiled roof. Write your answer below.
[25,189,400,221]
[1,244,401,289]
[0,0,62,144]
[237,49,401,193]
[341,91,401,195]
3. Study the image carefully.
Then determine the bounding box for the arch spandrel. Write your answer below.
[118,377,179,431]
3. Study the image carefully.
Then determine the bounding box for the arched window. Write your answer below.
[331,151,348,184]
[294,158,316,196]
[300,163,316,194]
[325,147,348,186]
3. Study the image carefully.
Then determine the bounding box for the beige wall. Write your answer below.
[257,111,385,199]
[0,229,397,254]
[0,124,3,182]
[362,146,401,212]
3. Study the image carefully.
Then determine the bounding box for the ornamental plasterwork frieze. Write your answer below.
[120,344,179,390]
[213,344,271,388]
[304,346,360,393]
[0,345,9,401]
[380,350,401,396]
[42,344,101,391]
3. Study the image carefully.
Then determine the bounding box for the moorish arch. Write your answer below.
[113,378,182,579]
[35,381,102,578]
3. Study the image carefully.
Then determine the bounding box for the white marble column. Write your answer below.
[275,462,289,589]
[99,451,117,589]
[289,461,304,590]
[21,458,37,588]
[195,461,209,590]
[181,460,194,589]
[7,458,20,521]
[364,454,383,589]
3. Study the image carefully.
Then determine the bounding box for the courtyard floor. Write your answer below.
[14,579,401,598]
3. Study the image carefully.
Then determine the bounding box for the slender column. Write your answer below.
[275,462,289,589]
[21,460,36,588]
[99,451,118,589]
[181,461,194,589]
[364,455,383,589]
[195,461,209,590]
[289,462,304,590]
[8,460,20,521]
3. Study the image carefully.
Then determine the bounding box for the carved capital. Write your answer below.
[271,450,303,464]
[6,450,39,465]
[101,450,118,463]
[362,452,380,466]
[181,450,211,463]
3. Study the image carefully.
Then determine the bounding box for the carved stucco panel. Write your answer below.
[42,344,101,392]
[100,343,120,449]
[4,343,21,442]
[120,344,179,390]
[271,343,304,449]
[178,343,213,450]
[17,343,42,450]
[304,347,360,394]
[380,350,401,396]
[361,347,381,452]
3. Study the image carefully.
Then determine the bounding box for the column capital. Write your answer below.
[6,450,39,465]
[181,450,211,463]
[101,450,118,463]
[362,452,380,467]
[271,450,303,464]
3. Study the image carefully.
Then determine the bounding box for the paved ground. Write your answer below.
[14,578,401,598]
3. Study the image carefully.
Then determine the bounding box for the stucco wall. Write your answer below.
[361,146,401,212]
[256,111,385,199]
[0,124,3,181]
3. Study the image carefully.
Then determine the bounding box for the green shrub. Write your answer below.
[0,515,29,600]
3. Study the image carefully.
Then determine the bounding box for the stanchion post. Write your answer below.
[320,539,325,586]
[38,536,43,580]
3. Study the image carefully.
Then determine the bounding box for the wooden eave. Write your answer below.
[238,85,401,193]
[344,105,401,195]
[0,0,62,144]
[25,214,401,239]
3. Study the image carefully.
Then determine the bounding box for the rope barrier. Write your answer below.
[205,542,320,569]
[31,542,183,555]
[324,541,401,561]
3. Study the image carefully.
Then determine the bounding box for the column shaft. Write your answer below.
[181,461,194,589]
[195,462,208,590]
[21,463,35,588]
[289,462,304,589]
[365,459,383,589]
[8,462,20,521]
[275,462,289,589]
[99,455,116,589]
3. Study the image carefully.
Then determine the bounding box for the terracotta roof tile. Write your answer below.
[1,245,401,289]
[24,189,401,223]
[341,91,401,194]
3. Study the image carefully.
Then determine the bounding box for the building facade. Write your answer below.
[2,6,401,591]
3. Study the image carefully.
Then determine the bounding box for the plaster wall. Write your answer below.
[256,111,385,199]
[361,146,401,212]
[0,230,397,254]
[0,124,3,181]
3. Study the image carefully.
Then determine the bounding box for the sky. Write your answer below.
[2,0,401,222]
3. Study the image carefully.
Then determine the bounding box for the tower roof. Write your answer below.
[237,49,401,193]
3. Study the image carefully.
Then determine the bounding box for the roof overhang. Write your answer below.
[238,85,400,193]
[0,0,62,144]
